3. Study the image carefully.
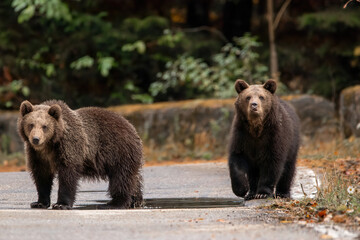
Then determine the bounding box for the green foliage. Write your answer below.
[298,9,360,32]
[278,8,360,98]
[12,0,71,23]
[0,80,30,108]
[98,56,115,77]
[0,134,11,154]
[151,34,268,100]
[70,56,94,70]
[121,16,169,41]
[157,29,185,48]
[122,41,146,54]
[1,0,182,107]
[1,0,232,107]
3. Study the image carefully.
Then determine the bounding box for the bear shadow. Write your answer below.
[73,197,245,210]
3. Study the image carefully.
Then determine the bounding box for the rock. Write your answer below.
[339,85,360,138]
[0,96,341,162]
[109,99,235,161]
[0,111,23,153]
[284,95,340,143]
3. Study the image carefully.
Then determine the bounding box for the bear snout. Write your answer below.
[250,102,258,111]
[32,137,40,145]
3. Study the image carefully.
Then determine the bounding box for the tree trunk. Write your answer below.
[267,0,278,81]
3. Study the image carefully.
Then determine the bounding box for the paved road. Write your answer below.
[0,163,357,240]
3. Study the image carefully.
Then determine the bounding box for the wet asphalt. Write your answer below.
[0,162,351,240]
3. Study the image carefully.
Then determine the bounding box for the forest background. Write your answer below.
[0,0,359,109]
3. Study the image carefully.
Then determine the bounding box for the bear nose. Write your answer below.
[32,137,40,145]
[251,102,258,108]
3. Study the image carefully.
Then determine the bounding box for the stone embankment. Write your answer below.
[1,87,359,161]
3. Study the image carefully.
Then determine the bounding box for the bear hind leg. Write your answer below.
[130,174,144,208]
[276,157,297,199]
[106,170,134,209]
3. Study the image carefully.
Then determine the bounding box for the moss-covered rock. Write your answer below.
[340,85,360,138]
[284,95,340,144]
[0,96,341,162]
[109,99,234,161]
[0,111,23,154]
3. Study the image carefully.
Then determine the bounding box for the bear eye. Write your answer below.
[259,96,265,101]
[246,96,251,101]
[28,124,34,130]
[42,125,48,131]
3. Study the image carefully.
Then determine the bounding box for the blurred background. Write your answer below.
[0,0,359,108]
[0,0,360,168]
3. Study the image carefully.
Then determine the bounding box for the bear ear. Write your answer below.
[263,79,277,94]
[235,79,249,94]
[20,100,33,116]
[48,104,62,120]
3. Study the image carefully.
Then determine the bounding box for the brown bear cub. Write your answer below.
[228,80,300,200]
[17,100,143,209]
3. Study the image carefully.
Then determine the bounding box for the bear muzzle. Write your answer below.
[32,137,40,145]
[250,102,258,112]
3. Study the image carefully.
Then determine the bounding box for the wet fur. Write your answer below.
[228,80,300,200]
[18,100,143,209]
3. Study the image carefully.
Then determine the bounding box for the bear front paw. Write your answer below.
[244,192,256,200]
[254,193,271,199]
[276,192,290,199]
[52,203,72,210]
[30,202,50,209]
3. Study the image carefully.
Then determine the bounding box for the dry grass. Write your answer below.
[270,137,360,229]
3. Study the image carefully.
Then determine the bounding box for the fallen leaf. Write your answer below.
[321,234,333,239]
[346,209,354,214]
[280,220,293,224]
[332,214,347,223]
[216,219,226,222]
[306,201,318,207]
[317,209,328,218]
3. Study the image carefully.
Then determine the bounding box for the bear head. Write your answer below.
[234,79,277,136]
[18,100,64,151]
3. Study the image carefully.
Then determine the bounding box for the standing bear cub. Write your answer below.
[18,100,143,209]
[228,80,300,200]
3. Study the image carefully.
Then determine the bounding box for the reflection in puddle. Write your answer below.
[75,197,244,210]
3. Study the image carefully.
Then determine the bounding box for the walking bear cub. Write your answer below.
[17,100,143,209]
[228,80,300,200]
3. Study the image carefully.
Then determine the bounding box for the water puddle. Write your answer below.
[144,197,245,209]
[75,197,245,210]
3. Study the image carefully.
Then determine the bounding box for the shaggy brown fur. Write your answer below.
[17,100,143,210]
[228,80,300,200]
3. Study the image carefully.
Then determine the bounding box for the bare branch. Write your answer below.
[300,183,308,197]
[274,0,292,31]
[344,0,360,8]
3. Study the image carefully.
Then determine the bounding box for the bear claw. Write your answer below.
[30,202,49,209]
[52,203,71,210]
[244,192,256,200]
[254,194,269,199]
